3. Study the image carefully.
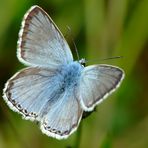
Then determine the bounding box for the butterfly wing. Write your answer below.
[79,64,124,111]
[40,91,83,139]
[3,67,59,121]
[17,5,73,68]
[3,67,83,139]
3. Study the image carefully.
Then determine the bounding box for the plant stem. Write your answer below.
[74,123,82,148]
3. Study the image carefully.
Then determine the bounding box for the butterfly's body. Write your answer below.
[40,61,83,116]
[57,61,83,90]
[3,5,124,139]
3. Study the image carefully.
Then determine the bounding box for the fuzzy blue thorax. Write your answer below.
[57,61,84,91]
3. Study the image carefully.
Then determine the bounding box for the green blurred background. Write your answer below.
[0,0,148,148]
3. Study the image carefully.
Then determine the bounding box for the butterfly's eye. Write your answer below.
[79,58,86,67]
[81,62,86,67]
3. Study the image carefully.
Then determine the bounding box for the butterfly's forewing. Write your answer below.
[3,66,83,139]
[79,65,124,111]
[40,91,83,139]
[17,5,73,68]
[3,5,82,139]
[3,67,59,121]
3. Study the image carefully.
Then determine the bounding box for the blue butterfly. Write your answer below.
[3,5,124,139]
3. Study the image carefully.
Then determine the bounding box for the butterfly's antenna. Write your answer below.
[99,56,123,61]
[86,56,123,63]
[66,26,80,60]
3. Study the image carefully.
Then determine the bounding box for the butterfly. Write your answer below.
[3,5,124,139]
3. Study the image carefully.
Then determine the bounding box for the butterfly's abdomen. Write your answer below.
[58,62,83,91]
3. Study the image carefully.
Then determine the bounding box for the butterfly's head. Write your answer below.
[79,58,86,67]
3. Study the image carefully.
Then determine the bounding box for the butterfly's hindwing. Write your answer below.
[79,64,124,111]
[3,63,83,139]
[40,90,83,139]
